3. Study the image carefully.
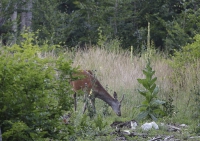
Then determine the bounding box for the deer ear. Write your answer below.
[120,94,124,103]
[113,91,118,99]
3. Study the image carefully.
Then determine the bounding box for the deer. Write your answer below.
[70,70,124,116]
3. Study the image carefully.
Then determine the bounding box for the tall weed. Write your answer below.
[136,60,166,121]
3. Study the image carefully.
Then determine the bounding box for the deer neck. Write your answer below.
[93,87,116,107]
[89,78,116,107]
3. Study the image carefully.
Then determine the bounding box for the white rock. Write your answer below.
[151,121,159,129]
[141,121,159,131]
[141,123,153,131]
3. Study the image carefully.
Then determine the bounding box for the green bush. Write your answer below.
[171,34,200,69]
[0,32,76,140]
[169,34,200,87]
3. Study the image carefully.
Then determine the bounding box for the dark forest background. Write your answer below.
[1,0,200,53]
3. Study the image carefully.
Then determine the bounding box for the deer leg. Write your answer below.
[82,102,87,114]
[90,97,96,114]
[73,93,77,111]
[82,92,88,114]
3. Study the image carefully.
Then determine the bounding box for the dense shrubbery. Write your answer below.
[0,32,77,140]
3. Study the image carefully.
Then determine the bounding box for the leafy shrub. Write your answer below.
[165,21,190,52]
[169,34,200,87]
[136,60,166,121]
[171,34,200,69]
[0,32,76,140]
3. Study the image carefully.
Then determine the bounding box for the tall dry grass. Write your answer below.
[70,48,174,92]
[63,48,177,117]
[63,47,200,121]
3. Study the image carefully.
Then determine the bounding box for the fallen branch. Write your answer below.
[166,125,181,132]
[148,136,162,141]
[164,135,174,141]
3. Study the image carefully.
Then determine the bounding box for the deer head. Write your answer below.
[111,92,124,116]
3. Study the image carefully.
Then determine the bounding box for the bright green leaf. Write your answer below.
[138,89,148,97]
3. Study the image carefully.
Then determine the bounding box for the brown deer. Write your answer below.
[70,70,124,116]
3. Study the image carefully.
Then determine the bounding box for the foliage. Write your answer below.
[32,0,67,45]
[70,114,108,140]
[165,21,190,52]
[190,86,200,135]
[163,94,175,118]
[84,90,96,118]
[0,0,21,44]
[76,114,92,137]
[97,26,122,53]
[97,27,107,48]
[64,0,113,47]
[93,114,107,131]
[164,6,200,52]
[0,32,76,140]
[61,0,200,51]
[171,34,200,68]
[169,34,200,87]
[136,60,166,121]
[102,103,110,117]
[2,0,200,52]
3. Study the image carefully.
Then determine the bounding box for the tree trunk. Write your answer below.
[11,4,18,33]
[0,2,5,28]
[21,5,26,31]
[114,0,118,35]
[11,4,18,44]
[26,0,32,30]
[21,0,32,31]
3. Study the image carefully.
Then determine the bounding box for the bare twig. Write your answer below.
[148,136,162,141]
